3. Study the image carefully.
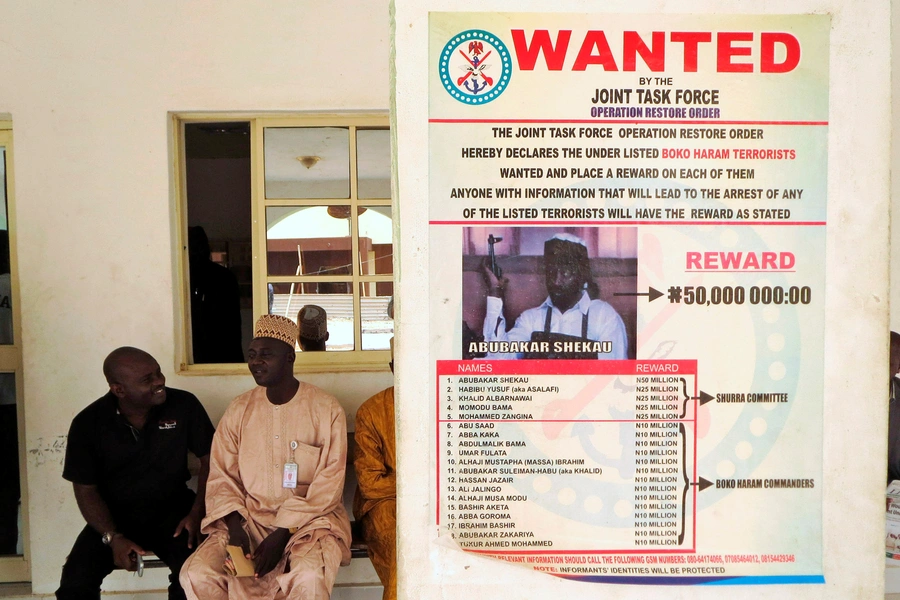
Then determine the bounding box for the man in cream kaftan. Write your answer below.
[181,315,351,599]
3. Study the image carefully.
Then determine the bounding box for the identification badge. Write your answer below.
[283,462,298,488]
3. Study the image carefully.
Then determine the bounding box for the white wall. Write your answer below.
[887,0,900,593]
[0,0,391,593]
[894,0,900,336]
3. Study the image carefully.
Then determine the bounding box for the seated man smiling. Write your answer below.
[57,347,214,600]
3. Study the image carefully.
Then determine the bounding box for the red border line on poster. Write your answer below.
[430,119,829,126]
[436,360,699,555]
[429,220,827,226]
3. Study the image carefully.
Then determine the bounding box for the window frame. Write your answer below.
[0,119,31,582]
[172,112,394,375]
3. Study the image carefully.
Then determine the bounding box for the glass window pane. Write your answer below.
[266,206,353,277]
[268,284,355,351]
[184,123,252,364]
[0,373,21,556]
[265,127,349,199]
[360,282,393,351]
[357,206,393,277]
[356,129,391,199]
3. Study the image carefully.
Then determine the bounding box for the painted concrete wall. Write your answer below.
[893,0,900,338]
[394,1,891,599]
[0,0,392,593]
[887,0,900,592]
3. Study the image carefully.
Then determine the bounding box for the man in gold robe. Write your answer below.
[353,339,396,600]
[181,314,351,599]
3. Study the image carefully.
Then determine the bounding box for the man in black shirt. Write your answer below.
[56,347,215,600]
[188,226,244,364]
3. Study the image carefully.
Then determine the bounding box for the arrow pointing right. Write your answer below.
[694,391,715,406]
[614,287,663,302]
[691,476,713,491]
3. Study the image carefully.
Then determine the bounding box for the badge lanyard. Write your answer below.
[283,440,298,489]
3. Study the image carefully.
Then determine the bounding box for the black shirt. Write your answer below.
[63,387,215,524]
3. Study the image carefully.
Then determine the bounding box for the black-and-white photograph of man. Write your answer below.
[463,227,637,360]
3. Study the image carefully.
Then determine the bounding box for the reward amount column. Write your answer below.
[632,371,697,550]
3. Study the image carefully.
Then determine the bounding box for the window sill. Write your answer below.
[178,353,391,376]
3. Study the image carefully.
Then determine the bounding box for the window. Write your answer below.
[174,114,393,373]
[0,118,30,582]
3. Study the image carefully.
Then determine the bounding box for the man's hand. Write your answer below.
[252,528,291,578]
[110,535,144,571]
[481,258,508,298]
[225,513,251,559]
[173,508,202,549]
